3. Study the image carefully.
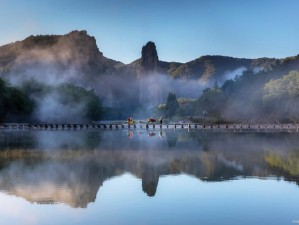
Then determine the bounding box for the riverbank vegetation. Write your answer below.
[158,70,299,123]
[0,78,103,122]
[1,69,299,123]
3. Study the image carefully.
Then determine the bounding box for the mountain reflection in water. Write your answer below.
[0,130,298,208]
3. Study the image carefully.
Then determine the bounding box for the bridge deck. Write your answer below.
[0,123,298,132]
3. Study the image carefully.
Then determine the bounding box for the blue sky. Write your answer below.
[0,0,298,63]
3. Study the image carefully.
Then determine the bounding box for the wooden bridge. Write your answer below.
[0,123,298,132]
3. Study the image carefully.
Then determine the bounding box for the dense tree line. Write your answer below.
[165,92,179,118]
[0,78,103,123]
[263,71,299,122]
[0,78,33,122]
[1,68,299,123]
[163,70,299,123]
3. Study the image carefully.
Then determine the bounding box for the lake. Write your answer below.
[0,130,298,225]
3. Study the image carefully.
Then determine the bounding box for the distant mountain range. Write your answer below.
[1,30,298,84]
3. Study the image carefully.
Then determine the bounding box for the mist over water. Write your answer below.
[4,59,292,123]
[0,3,298,224]
[32,92,86,122]
[1,33,292,123]
[6,62,209,121]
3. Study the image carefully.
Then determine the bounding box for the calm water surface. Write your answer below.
[0,130,298,225]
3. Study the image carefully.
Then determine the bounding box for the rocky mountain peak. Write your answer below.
[141,41,159,73]
[0,30,122,79]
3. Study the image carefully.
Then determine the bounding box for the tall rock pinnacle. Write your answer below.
[141,41,159,73]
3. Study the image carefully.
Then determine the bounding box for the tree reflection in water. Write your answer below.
[0,130,298,208]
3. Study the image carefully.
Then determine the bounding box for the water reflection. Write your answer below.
[0,130,298,208]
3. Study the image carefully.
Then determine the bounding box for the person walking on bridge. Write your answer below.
[159,116,163,125]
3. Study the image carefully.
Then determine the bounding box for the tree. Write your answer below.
[263,70,299,121]
[166,92,179,118]
[0,77,33,122]
[264,71,299,99]
[197,87,224,117]
[56,84,103,121]
[213,81,219,89]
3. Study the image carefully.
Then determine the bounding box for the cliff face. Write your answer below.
[141,41,159,74]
